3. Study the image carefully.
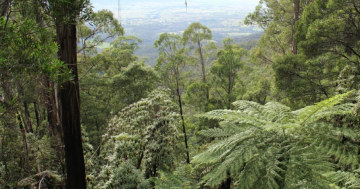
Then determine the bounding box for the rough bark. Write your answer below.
[33,102,40,131]
[292,0,300,54]
[56,23,87,189]
[44,81,66,178]
[45,78,62,139]
[1,130,9,188]
[0,0,10,17]
[23,101,33,133]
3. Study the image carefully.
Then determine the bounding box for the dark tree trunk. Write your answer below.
[45,79,62,138]
[137,150,144,169]
[218,177,232,189]
[176,80,190,164]
[0,0,10,17]
[23,101,33,133]
[33,102,40,131]
[292,0,300,54]
[1,130,9,188]
[227,75,232,109]
[56,23,87,189]
[44,79,66,178]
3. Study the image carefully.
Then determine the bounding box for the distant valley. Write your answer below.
[91,0,263,65]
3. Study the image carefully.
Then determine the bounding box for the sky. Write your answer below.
[90,0,259,20]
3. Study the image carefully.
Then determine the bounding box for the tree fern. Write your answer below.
[325,169,360,188]
[153,165,199,189]
[194,91,356,188]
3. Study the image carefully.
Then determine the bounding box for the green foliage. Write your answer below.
[243,0,343,108]
[77,9,124,55]
[95,89,182,187]
[325,169,360,189]
[183,22,212,46]
[17,170,62,188]
[155,33,187,99]
[194,91,356,188]
[153,165,200,189]
[244,0,294,55]
[111,161,150,189]
[105,36,142,73]
[111,61,159,107]
[0,17,69,82]
[186,81,209,111]
[211,38,247,109]
[183,22,214,109]
[293,0,360,96]
[4,1,360,189]
[80,35,150,147]
[273,54,339,108]
[48,0,92,24]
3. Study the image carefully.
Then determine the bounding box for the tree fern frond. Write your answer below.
[197,110,270,127]
[294,90,354,125]
[193,129,257,164]
[303,123,360,169]
[154,166,199,189]
[219,121,249,133]
[263,101,292,123]
[197,127,234,137]
[325,170,360,189]
[194,92,358,188]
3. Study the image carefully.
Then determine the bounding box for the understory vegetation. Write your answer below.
[1,0,360,188]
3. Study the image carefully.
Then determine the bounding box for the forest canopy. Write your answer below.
[1,0,360,188]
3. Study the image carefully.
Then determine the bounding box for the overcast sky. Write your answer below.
[90,0,259,13]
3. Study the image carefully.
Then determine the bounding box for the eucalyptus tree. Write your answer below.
[211,38,247,109]
[80,35,143,148]
[295,0,360,92]
[183,22,212,100]
[111,61,159,108]
[105,36,142,73]
[244,0,341,108]
[155,33,190,163]
[0,1,71,187]
[269,0,360,107]
[48,0,92,188]
[77,9,124,56]
[185,41,217,112]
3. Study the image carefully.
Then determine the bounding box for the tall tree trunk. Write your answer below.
[292,0,300,54]
[45,78,62,138]
[1,129,9,188]
[227,75,232,109]
[17,113,31,175]
[176,78,190,164]
[0,0,10,17]
[56,23,87,189]
[44,78,66,178]
[23,101,33,133]
[198,40,209,100]
[33,102,40,131]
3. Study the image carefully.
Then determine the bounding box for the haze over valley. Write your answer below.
[90,0,262,65]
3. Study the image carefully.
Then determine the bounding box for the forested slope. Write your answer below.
[1,0,360,188]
